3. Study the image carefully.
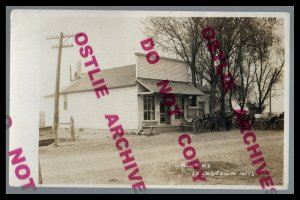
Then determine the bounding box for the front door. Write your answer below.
[160,101,170,125]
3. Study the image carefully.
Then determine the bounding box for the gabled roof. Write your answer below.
[137,78,204,96]
[45,62,206,97]
[46,64,136,97]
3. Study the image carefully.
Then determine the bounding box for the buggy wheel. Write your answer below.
[254,120,266,130]
[202,120,210,133]
[274,119,284,130]
[193,119,202,134]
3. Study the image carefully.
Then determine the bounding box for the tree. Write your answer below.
[201,17,284,115]
[250,18,284,113]
[246,101,266,114]
[196,18,258,115]
[142,17,202,87]
[142,17,221,115]
[142,17,284,117]
[230,25,257,111]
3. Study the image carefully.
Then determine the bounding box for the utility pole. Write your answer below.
[47,32,74,146]
[69,65,73,82]
[269,88,272,117]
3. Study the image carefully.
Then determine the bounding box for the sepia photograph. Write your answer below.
[8,9,292,193]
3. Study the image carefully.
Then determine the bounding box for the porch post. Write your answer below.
[155,95,160,125]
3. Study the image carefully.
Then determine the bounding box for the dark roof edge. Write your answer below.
[135,53,186,64]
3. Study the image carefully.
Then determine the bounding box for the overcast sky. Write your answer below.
[11,10,286,113]
[38,10,146,96]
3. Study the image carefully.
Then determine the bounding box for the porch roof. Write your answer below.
[137,78,204,96]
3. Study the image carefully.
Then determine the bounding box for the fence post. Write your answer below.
[38,159,43,184]
[70,117,75,141]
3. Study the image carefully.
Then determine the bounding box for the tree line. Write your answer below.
[142,17,284,118]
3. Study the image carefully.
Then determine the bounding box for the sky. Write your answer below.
[39,10,146,96]
[11,10,286,113]
[8,9,289,187]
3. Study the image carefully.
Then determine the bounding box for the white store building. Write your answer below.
[41,53,209,133]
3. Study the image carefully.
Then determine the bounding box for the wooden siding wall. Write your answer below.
[42,86,138,130]
[136,55,188,82]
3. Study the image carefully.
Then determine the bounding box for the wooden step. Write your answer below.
[137,127,156,136]
[137,129,144,135]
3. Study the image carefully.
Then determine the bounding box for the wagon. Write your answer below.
[179,106,203,133]
[253,112,284,130]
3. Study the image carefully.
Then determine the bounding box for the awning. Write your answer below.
[137,78,204,96]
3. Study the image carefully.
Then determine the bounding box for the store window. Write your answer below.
[144,96,155,120]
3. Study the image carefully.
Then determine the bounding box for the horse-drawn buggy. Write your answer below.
[179,107,233,134]
[253,112,284,130]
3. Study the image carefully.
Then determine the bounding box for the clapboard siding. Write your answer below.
[42,85,138,130]
[42,98,54,127]
[137,54,188,82]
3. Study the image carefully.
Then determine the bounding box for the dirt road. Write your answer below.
[39,130,284,187]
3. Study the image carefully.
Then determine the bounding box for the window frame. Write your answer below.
[143,96,155,120]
